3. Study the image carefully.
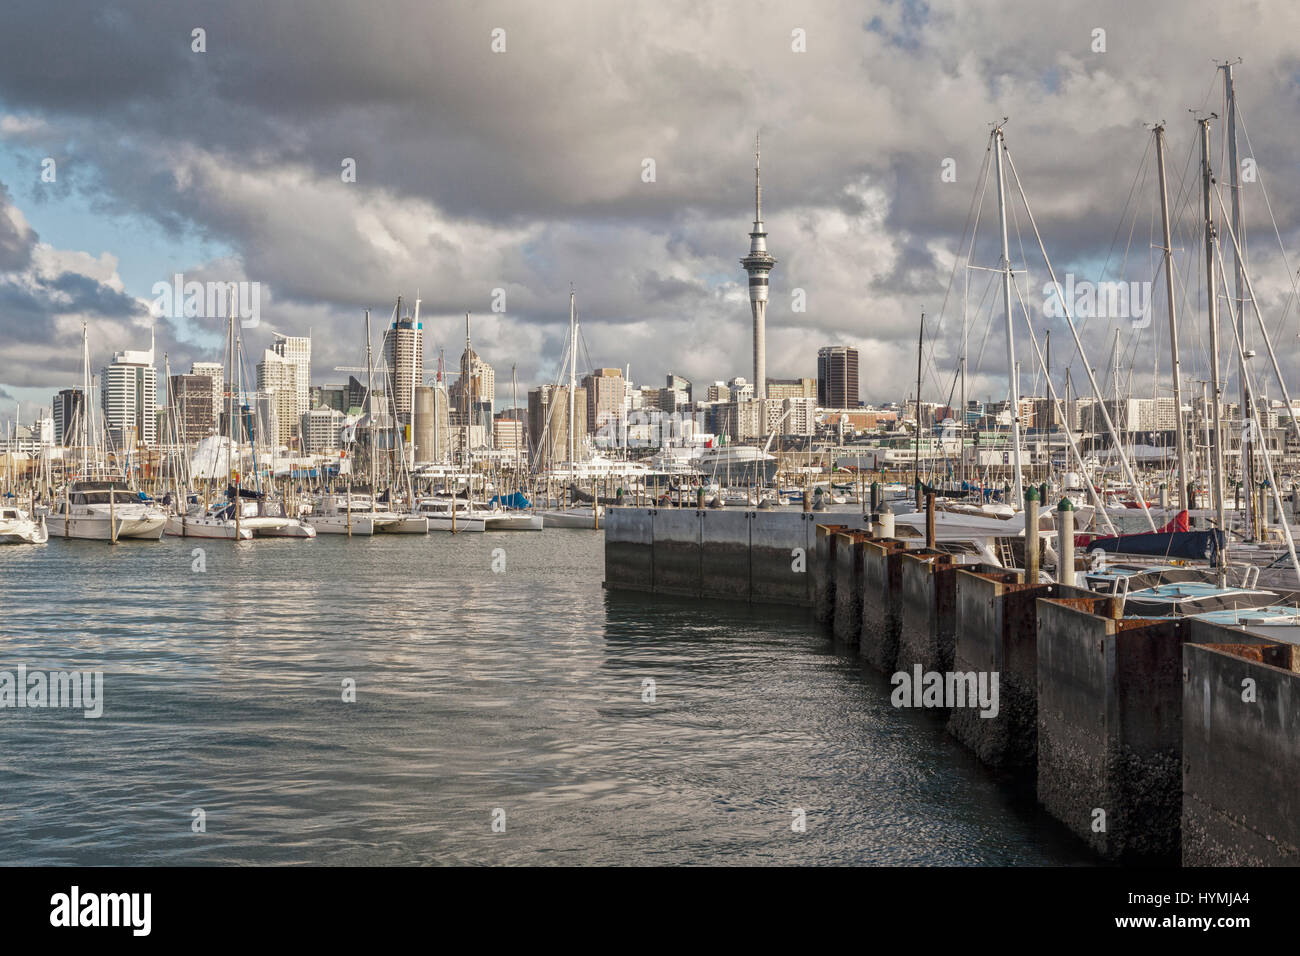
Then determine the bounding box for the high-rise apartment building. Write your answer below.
[271,334,311,422]
[101,341,158,448]
[256,348,300,448]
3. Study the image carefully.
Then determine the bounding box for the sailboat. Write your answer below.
[373,296,429,534]
[306,308,414,535]
[422,311,541,533]
[537,290,601,529]
[48,325,168,541]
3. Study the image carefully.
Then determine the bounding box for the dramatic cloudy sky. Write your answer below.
[3,0,1300,422]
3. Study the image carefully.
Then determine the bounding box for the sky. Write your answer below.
[3,0,1300,423]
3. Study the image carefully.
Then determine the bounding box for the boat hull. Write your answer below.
[48,515,166,541]
[484,513,544,531]
[425,515,488,533]
[256,519,316,537]
[376,515,429,534]
[0,519,47,544]
[305,515,378,535]
[536,509,600,529]
[165,516,252,539]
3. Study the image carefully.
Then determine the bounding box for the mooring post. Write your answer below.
[877,501,895,539]
[1024,486,1039,584]
[1057,497,1075,586]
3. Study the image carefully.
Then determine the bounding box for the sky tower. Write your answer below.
[740,134,776,400]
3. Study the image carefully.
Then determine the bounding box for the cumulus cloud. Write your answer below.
[1,0,1300,409]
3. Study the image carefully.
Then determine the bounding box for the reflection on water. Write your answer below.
[0,533,1090,865]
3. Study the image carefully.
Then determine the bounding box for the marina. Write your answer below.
[1,1,1298,922]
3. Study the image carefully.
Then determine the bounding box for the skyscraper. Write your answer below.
[101,337,158,448]
[256,348,299,447]
[528,384,586,469]
[583,368,625,436]
[450,315,495,431]
[383,304,422,425]
[271,333,311,430]
[740,135,776,400]
[817,346,860,409]
[52,388,86,446]
[190,361,224,429]
[169,374,216,443]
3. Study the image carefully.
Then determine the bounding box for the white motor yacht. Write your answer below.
[0,504,47,544]
[417,497,542,532]
[48,481,167,541]
[304,494,402,535]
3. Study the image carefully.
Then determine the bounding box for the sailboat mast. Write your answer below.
[512,363,520,495]
[568,289,576,470]
[1199,116,1228,548]
[80,323,90,455]
[411,295,421,473]
[914,312,923,507]
[993,123,1025,508]
[960,266,968,485]
[1223,61,1254,536]
[365,309,375,511]
[1154,123,1189,509]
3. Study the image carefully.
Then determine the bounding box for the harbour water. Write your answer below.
[0,533,1093,865]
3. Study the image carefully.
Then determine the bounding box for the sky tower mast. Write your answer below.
[741,134,776,400]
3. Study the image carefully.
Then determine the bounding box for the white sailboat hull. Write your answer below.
[537,508,600,529]
[305,514,378,535]
[0,517,47,544]
[425,515,487,533]
[165,515,253,540]
[376,514,429,534]
[256,519,316,537]
[484,513,544,531]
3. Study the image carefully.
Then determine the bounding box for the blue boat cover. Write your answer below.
[1085,529,1225,561]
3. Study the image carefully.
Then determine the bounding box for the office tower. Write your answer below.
[382,307,422,425]
[413,384,450,463]
[300,406,347,453]
[52,388,86,446]
[190,361,224,428]
[168,374,216,443]
[583,368,625,436]
[528,384,587,469]
[817,346,860,409]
